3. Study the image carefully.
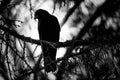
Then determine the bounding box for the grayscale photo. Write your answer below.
[0,0,120,80]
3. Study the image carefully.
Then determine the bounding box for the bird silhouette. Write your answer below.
[34,9,60,72]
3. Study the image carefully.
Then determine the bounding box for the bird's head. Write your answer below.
[34,9,49,20]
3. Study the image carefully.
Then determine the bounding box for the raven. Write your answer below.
[34,9,60,72]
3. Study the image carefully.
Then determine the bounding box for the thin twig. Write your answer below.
[5,34,13,80]
[0,36,33,71]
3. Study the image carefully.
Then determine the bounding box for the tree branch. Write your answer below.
[0,25,120,49]
[61,0,84,26]
[77,0,117,40]
[0,25,54,47]
[0,36,33,71]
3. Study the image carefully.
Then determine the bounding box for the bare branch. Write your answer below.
[61,0,84,26]
[0,25,54,47]
[1,25,120,49]
[0,36,33,71]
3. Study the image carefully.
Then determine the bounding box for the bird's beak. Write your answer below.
[34,16,38,22]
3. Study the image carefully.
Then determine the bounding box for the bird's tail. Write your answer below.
[42,46,57,72]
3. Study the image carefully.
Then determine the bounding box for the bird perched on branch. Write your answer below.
[34,9,60,72]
